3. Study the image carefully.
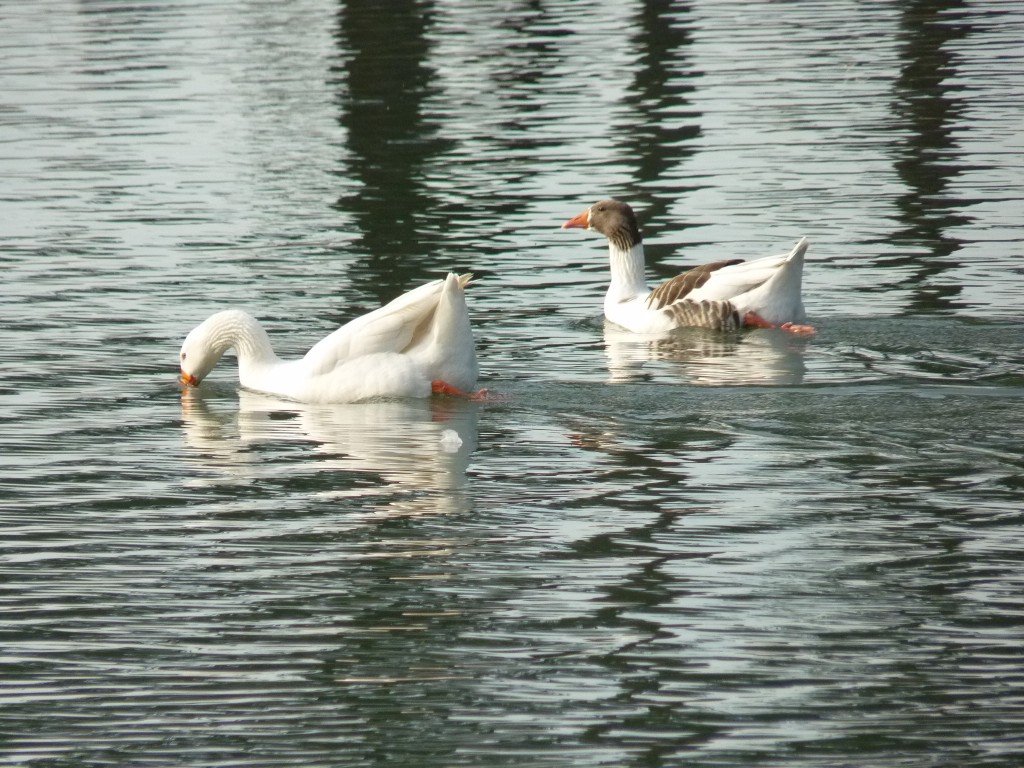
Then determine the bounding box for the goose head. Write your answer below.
[179,325,218,386]
[178,310,245,387]
[562,199,643,251]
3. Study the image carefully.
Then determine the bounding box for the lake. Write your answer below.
[2,0,1023,766]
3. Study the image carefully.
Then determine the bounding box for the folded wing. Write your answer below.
[303,275,472,377]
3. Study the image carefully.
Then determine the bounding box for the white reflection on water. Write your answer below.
[181,389,478,519]
[603,322,809,386]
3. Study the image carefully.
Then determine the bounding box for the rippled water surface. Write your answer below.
[3,1,1024,766]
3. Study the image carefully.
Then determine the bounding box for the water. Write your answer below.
[2,0,1024,765]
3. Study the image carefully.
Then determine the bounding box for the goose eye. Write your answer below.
[181,352,187,361]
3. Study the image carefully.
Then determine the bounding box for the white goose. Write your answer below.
[562,199,815,335]
[179,273,480,403]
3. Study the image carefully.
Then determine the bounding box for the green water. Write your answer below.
[2,1,1023,766]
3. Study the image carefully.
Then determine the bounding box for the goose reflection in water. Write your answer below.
[180,389,478,519]
[603,322,809,386]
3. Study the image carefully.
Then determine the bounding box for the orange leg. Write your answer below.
[743,312,816,336]
[431,380,490,399]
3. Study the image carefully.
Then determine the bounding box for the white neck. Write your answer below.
[203,310,281,380]
[606,241,649,304]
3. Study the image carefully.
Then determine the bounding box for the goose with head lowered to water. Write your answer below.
[178,273,482,403]
[562,199,815,335]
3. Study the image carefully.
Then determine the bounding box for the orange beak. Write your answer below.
[561,208,591,229]
[180,371,200,387]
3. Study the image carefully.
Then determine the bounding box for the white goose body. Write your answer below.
[564,200,814,335]
[179,273,479,403]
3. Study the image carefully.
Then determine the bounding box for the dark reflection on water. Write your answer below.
[334,0,455,299]
[890,0,972,313]
[617,0,703,271]
[2,0,1024,766]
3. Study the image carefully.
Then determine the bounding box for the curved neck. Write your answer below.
[206,310,280,374]
[606,242,649,302]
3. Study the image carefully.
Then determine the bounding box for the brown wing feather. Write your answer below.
[646,259,745,309]
[662,299,743,331]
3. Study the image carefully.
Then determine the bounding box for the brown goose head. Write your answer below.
[562,199,642,251]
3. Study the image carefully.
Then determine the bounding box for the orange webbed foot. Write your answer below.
[743,313,816,336]
[779,321,817,336]
[431,381,495,400]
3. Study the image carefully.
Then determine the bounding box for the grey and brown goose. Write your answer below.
[562,199,815,335]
